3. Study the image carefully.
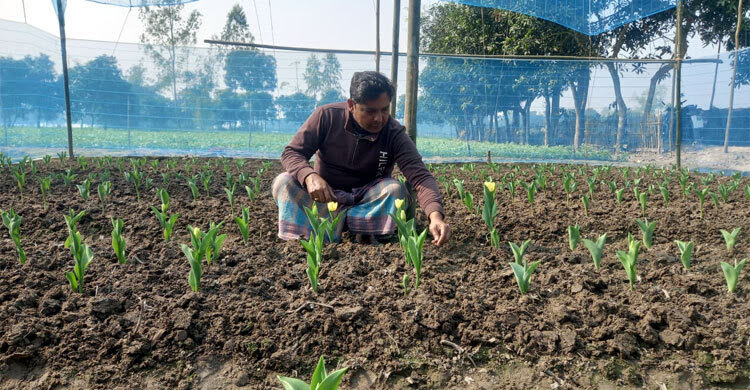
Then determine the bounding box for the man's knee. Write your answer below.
[272,172,298,200]
[380,178,407,199]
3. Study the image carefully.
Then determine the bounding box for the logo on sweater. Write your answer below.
[376,151,388,178]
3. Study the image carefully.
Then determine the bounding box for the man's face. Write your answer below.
[347,92,391,133]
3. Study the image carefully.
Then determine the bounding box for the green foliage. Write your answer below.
[582,233,607,270]
[277,355,349,390]
[509,239,531,264]
[181,236,203,292]
[520,181,537,214]
[111,218,127,264]
[300,232,324,293]
[695,187,710,219]
[42,155,51,166]
[674,240,693,270]
[224,183,237,216]
[635,218,657,249]
[234,205,251,244]
[581,194,590,217]
[124,160,145,203]
[12,164,26,200]
[481,182,499,247]
[151,189,178,242]
[510,259,540,295]
[187,177,200,200]
[64,211,94,293]
[40,176,52,210]
[586,176,596,199]
[720,259,747,293]
[199,170,213,196]
[391,202,428,291]
[568,224,581,251]
[615,188,624,205]
[77,156,88,171]
[659,183,669,207]
[563,174,577,207]
[616,234,641,290]
[1,209,26,264]
[720,228,741,252]
[76,178,92,201]
[98,181,112,213]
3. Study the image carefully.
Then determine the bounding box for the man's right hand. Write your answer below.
[304,173,336,203]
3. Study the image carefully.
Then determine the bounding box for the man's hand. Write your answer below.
[428,211,451,247]
[304,173,336,203]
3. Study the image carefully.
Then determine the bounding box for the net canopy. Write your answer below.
[84,0,199,7]
[444,0,677,35]
[1,19,749,171]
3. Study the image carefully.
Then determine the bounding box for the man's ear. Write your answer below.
[346,99,355,112]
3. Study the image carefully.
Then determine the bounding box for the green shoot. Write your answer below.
[563,174,576,207]
[717,183,731,203]
[586,177,596,199]
[57,151,67,162]
[482,181,499,247]
[124,161,145,203]
[607,180,617,193]
[679,174,689,199]
[568,224,581,251]
[304,202,345,244]
[199,170,213,196]
[234,205,251,244]
[40,176,52,210]
[616,234,641,290]
[581,194,590,217]
[43,155,51,166]
[248,176,261,195]
[245,184,257,202]
[151,189,178,242]
[462,190,475,213]
[111,218,127,264]
[1,209,26,264]
[510,259,541,295]
[615,188,624,205]
[161,172,170,185]
[187,177,200,200]
[203,222,227,265]
[509,239,531,264]
[720,228,741,252]
[659,183,669,207]
[402,273,410,295]
[745,184,750,200]
[76,178,91,201]
[300,231,324,292]
[720,259,747,293]
[507,179,517,201]
[77,156,88,170]
[637,190,647,218]
[13,165,26,200]
[695,187,709,219]
[674,240,693,270]
[582,233,607,270]
[98,181,112,213]
[277,355,349,390]
[61,168,76,186]
[635,218,657,249]
[520,181,537,215]
[224,183,237,216]
[181,231,203,292]
[64,212,94,293]
[709,191,719,208]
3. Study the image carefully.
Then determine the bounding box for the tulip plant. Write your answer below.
[635,218,657,249]
[40,176,51,210]
[98,181,112,213]
[582,233,607,270]
[695,187,709,219]
[1,209,26,264]
[64,211,94,293]
[111,217,127,264]
[124,161,145,203]
[234,205,251,244]
[301,203,345,292]
[482,181,499,247]
[615,188,625,205]
[277,355,348,390]
[151,189,177,241]
[581,194,590,217]
[76,178,92,201]
[720,228,741,252]
[181,227,204,292]
[674,240,693,270]
[392,199,427,293]
[616,234,641,290]
[508,239,540,294]
[224,183,237,216]
[720,258,747,293]
[520,181,537,215]
[568,224,581,250]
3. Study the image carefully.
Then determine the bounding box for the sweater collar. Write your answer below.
[345,111,383,142]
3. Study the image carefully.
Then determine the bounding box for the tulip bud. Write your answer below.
[395,198,404,209]
[327,201,338,213]
[484,181,496,193]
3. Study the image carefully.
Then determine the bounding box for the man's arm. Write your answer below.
[392,130,451,246]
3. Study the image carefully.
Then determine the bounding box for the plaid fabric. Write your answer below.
[271,172,408,241]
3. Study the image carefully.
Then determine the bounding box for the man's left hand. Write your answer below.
[428,211,451,247]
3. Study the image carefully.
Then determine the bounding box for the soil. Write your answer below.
[0,157,748,389]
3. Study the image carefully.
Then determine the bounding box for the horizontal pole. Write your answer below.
[204,39,722,64]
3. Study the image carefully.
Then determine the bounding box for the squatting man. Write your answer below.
[272,71,451,246]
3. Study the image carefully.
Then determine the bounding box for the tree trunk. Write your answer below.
[569,72,589,152]
[551,91,560,143]
[724,0,744,153]
[523,99,532,144]
[605,62,627,152]
[709,39,722,109]
[642,64,672,128]
[503,110,511,143]
[543,93,551,147]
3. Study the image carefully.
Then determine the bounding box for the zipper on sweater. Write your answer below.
[350,135,364,165]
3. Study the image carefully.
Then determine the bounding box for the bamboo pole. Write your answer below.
[404,0,420,144]
[723,0,744,153]
[56,0,74,159]
[390,0,401,117]
[375,0,381,72]
[675,0,683,168]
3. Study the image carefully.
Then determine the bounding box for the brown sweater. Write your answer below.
[281,102,444,218]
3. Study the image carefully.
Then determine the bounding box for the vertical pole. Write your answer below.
[404,0,420,144]
[375,0,381,72]
[723,0,744,153]
[390,0,401,117]
[57,0,74,159]
[674,0,683,169]
[127,96,131,149]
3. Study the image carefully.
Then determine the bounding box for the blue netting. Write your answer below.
[85,0,199,6]
[444,0,677,35]
[1,19,749,169]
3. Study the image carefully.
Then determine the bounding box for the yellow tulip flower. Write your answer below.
[395,198,405,209]
[327,201,338,213]
[484,181,496,193]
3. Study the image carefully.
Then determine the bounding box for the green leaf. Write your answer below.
[310,355,327,389]
[277,376,310,390]
[318,367,349,390]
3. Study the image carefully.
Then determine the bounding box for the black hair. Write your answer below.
[349,71,395,104]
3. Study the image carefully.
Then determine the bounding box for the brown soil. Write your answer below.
[0,157,748,389]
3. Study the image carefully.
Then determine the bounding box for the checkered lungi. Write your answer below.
[271,172,409,241]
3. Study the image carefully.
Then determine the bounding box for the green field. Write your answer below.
[0,126,615,161]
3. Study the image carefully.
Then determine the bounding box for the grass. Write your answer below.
[1,126,615,162]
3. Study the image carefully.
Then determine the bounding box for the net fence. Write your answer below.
[1,19,749,171]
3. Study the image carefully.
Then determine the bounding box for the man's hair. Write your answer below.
[349,71,395,104]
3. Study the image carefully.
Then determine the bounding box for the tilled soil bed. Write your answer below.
[0,157,748,389]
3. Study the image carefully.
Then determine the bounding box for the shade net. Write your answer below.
[444,0,677,36]
[84,0,199,7]
[2,19,749,172]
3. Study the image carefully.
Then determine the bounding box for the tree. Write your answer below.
[276,93,316,122]
[68,55,130,129]
[224,50,278,93]
[303,54,323,97]
[216,4,254,44]
[139,1,202,103]
[321,54,343,93]
[318,89,345,107]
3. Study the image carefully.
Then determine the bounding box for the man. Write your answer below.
[272,71,450,246]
